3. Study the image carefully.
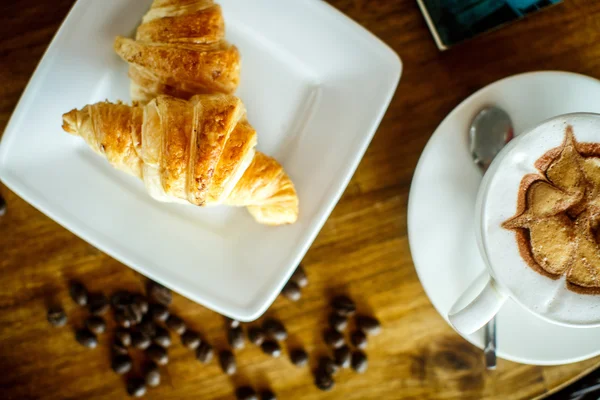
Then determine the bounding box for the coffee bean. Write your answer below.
[144,361,160,387]
[260,340,281,358]
[110,291,133,309]
[318,356,339,375]
[111,354,132,375]
[69,281,88,306]
[314,369,335,391]
[85,316,106,335]
[219,350,236,375]
[351,350,368,373]
[112,341,129,356]
[126,377,147,397]
[47,306,67,327]
[323,329,345,349]
[153,327,171,347]
[146,344,169,366]
[181,330,201,350]
[356,315,381,336]
[334,345,351,368]
[247,326,265,346]
[130,303,144,324]
[147,280,172,306]
[289,348,308,367]
[0,194,6,216]
[329,312,348,332]
[235,386,257,400]
[260,390,277,400]
[331,295,356,317]
[196,342,214,364]
[350,330,367,349]
[166,314,186,335]
[75,329,98,349]
[132,294,149,314]
[115,308,134,329]
[281,282,301,301]
[290,265,308,287]
[263,318,287,341]
[228,326,245,350]
[149,303,169,323]
[115,328,132,347]
[137,317,157,338]
[225,317,240,328]
[131,331,151,350]
[88,293,109,315]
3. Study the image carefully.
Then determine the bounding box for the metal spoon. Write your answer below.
[469,106,514,370]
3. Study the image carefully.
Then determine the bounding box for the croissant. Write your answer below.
[61,94,298,225]
[114,0,240,104]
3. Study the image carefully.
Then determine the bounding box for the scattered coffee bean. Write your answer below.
[126,377,147,397]
[260,390,277,400]
[196,342,214,364]
[225,317,240,329]
[281,281,301,301]
[323,329,345,349]
[149,303,169,323]
[111,291,132,309]
[331,295,356,317]
[146,344,169,366]
[130,303,144,324]
[131,331,151,350]
[228,326,245,350]
[137,317,157,338]
[147,280,172,306]
[247,326,265,346]
[263,318,287,341]
[75,329,98,349]
[112,341,129,356]
[289,348,308,367]
[144,361,160,387]
[111,354,132,375]
[181,330,201,350]
[351,350,368,373]
[334,345,351,368]
[47,306,67,327]
[88,293,109,315]
[132,294,149,314]
[329,312,348,332]
[115,328,132,347]
[356,315,381,336]
[219,350,236,375]
[351,330,368,349]
[166,314,186,335]
[69,281,88,306]
[314,369,335,391]
[290,265,308,288]
[260,340,282,358]
[85,316,106,335]
[236,386,257,400]
[319,356,339,375]
[115,308,134,329]
[153,327,171,347]
[0,194,5,216]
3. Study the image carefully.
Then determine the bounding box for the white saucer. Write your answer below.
[408,71,600,366]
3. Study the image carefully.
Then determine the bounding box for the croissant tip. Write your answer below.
[62,109,79,134]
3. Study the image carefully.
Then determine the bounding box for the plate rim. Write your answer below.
[407,70,600,365]
[0,0,402,321]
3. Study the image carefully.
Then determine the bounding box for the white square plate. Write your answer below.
[0,0,401,320]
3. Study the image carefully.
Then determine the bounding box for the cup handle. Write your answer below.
[448,271,507,335]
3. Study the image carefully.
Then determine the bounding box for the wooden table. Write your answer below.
[1,0,600,399]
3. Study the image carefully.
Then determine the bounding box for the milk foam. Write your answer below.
[478,114,600,326]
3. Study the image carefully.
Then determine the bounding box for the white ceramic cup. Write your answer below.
[448,113,600,335]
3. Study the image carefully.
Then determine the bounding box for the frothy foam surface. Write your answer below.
[479,114,600,326]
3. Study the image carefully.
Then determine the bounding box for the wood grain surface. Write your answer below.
[1,0,600,399]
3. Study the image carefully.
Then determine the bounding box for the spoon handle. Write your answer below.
[484,317,497,370]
